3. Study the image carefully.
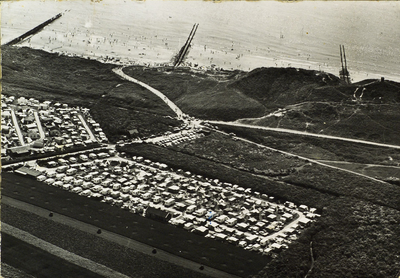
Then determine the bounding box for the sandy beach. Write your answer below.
[2,0,400,82]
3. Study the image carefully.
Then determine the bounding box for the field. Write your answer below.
[2,203,216,278]
[1,233,102,278]
[318,161,400,180]
[238,102,400,146]
[216,124,400,166]
[167,131,306,177]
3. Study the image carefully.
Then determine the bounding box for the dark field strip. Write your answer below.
[2,204,212,278]
[1,172,267,277]
[1,233,103,278]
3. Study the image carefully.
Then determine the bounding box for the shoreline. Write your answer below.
[15,44,399,84]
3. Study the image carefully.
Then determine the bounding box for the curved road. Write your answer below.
[208,120,400,150]
[113,67,185,120]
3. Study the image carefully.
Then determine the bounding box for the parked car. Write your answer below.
[62,184,73,190]
[183,222,194,231]
[71,187,83,194]
[91,185,103,192]
[37,175,47,182]
[80,189,92,197]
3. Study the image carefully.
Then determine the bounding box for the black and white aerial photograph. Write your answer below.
[1,1,400,277]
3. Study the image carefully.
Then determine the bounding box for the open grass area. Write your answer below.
[239,102,400,146]
[217,124,400,166]
[1,233,102,278]
[2,204,213,278]
[169,131,306,177]
[122,66,266,121]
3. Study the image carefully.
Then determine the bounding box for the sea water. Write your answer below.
[2,0,400,82]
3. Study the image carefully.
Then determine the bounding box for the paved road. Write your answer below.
[113,67,185,120]
[33,111,45,140]
[317,160,400,169]
[78,113,97,142]
[11,109,25,145]
[209,120,400,150]
[3,196,240,278]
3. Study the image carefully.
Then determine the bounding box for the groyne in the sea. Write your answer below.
[4,12,64,46]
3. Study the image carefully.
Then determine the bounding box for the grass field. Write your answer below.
[216,124,400,166]
[122,66,266,121]
[1,233,103,278]
[169,131,306,177]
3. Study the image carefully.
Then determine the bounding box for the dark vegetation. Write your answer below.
[119,141,400,278]
[257,198,400,278]
[2,46,181,142]
[123,66,266,121]
[168,132,305,177]
[1,233,103,278]
[227,67,342,108]
[217,124,400,166]
[2,205,213,278]
[90,99,180,142]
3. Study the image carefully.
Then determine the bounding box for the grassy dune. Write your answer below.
[2,46,181,142]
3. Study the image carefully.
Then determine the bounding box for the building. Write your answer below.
[15,166,42,179]
[7,146,30,157]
